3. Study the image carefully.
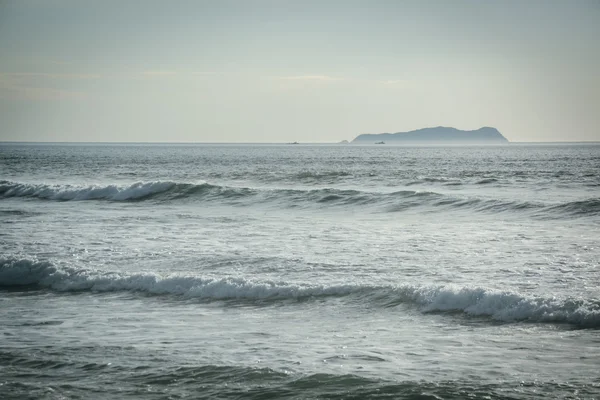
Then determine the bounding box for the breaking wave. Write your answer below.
[1,180,598,218]
[0,180,205,201]
[2,257,599,328]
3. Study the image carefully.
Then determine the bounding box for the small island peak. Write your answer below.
[352,126,508,144]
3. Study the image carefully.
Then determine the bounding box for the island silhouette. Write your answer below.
[352,127,508,144]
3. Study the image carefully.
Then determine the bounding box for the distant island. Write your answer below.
[352,127,509,144]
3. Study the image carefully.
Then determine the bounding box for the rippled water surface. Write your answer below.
[1,143,599,399]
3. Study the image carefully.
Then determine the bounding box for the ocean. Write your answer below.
[1,143,599,399]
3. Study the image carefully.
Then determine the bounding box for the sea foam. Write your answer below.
[1,257,598,327]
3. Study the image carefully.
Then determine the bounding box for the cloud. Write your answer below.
[0,72,101,79]
[0,85,86,101]
[139,70,217,79]
[275,75,342,81]
[380,79,410,85]
[0,72,93,101]
[140,70,179,77]
[190,71,218,76]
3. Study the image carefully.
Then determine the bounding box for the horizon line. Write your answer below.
[1,140,600,145]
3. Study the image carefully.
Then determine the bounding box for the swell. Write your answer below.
[2,257,599,328]
[1,180,599,218]
[4,353,585,400]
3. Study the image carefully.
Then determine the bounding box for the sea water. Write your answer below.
[1,143,599,399]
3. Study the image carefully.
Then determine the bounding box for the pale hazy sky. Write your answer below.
[1,0,599,143]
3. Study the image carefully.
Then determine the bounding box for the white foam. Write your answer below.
[406,286,600,326]
[0,257,359,299]
[1,257,598,327]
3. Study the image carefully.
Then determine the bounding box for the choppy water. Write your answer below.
[1,143,599,399]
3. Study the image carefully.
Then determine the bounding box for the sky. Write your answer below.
[0,0,599,143]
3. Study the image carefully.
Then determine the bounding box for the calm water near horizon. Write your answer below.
[1,143,599,399]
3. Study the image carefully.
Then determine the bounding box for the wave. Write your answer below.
[2,257,599,328]
[1,180,598,218]
[124,366,568,399]
[406,177,455,186]
[0,257,361,299]
[406,177,499,186]
[293,170,353,181]
[0,180,264,203]
[3,354,586,400]
[545,198,600,217]
[475,178,499,184]
[0,180,180,201]
[0,180,437,209]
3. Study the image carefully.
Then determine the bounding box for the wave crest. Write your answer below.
[2,257,598,327]
[1,180,598,218]
[0,257,359,299]
[0,180,181,201]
